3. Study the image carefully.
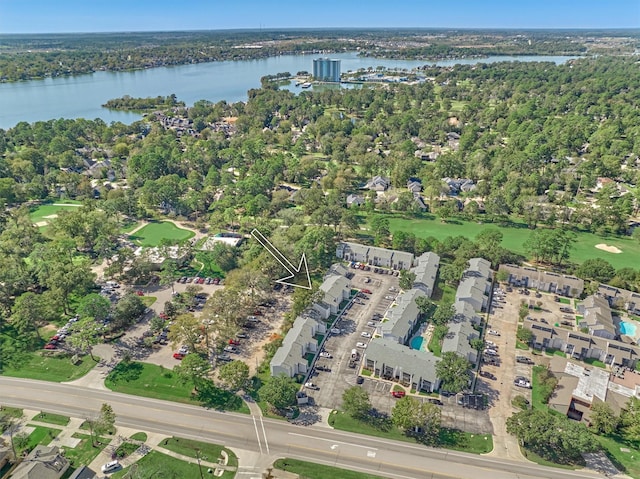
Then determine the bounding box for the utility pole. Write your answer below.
[195,448,205,479]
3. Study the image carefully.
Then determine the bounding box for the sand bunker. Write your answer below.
[595,244,622,254]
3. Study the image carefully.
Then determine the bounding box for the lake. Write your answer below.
[0,52,578,129]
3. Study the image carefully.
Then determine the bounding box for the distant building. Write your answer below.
[499,264,584,298]
[11,445,69,479]
[313,58,341,82]
[336,242,414,270]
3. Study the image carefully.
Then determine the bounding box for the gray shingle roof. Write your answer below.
[383,289,426,339]
[365,339,440,385]
[411,252,440,297]
[270,316,317,372]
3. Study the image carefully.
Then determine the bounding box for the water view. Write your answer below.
[0,52,578,129]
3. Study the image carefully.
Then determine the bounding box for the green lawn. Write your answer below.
[328,410,492,454]
[159,437,238,468]
[105,361,248,413]
[30,412,70,426]
[428,334,442,356]
[112,450,234,479]
[24,425,62,451]
[120,220,142,234]
[598,434,640,479]
[531,365,551,412]
[128,221,195,247]
[29,202,82,225]
[583,357,607,368]
[1,353,98,382]
[520,446,582,470]
[130,432,148,441]
[273,458,387,479]
[63,433,112,470]
[383,214,640,269]
[140,296,157,307]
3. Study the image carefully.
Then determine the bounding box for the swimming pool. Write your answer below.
[411,336,425,351]
[619,321,637,337]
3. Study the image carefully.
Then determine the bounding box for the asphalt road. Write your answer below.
[0,377,607,479]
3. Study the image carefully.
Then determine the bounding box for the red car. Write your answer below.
[212,278,220,285]
[51,335,60,341]
[228,339,240,345]
[173,353,185,360]
[391,391,406,398]
[136,290,144,296]
[253,310,263,316]
[361,289,372,295]
[44,343,57,350]
[159,312,168,320]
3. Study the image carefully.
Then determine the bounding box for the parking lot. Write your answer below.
[305,267,400,409]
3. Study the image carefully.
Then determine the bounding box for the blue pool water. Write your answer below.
[411,336,425,351]
[619,321,637,337]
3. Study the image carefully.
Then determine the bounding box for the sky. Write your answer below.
[0,0,638,34]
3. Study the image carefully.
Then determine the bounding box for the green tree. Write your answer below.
[258,374,298,413]
[370,215,390,247]
[620,397,640,443]
[589,402,618,435]
[167,313,202,353]
[435,352,471,393]
[392,396,441,442]
[575,258,617,283]
[342,386,371,419]
[113,293,146,329]
[149,315,165,334]
[398,270,416,291]
[68,317,101,361]
[470,338,485,352]
[174,353,211,392]
[96,403,116,436]
[432,301,455,326]
[11,292,56,340]
[516,327,534,345]
[77,293,111,323]
[218,360,250,392]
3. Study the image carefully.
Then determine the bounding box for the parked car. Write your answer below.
[236,332,248,339]
[360,332,372,338]
[330,328,342,335]
[480,371,496,380]
[135,290,144,296]
[316,365,331,372]
[488,329,501,336]
[44,343,57,350]
[178,345,189,354]
[514,378,532,389]
[217,354,232,362]
[319,351,332,359]
[367,321,376,327]
[356,342,367,348]
[484,348,498,356]
[173,353,185,360]
[229,339,240,345]
[516,356,534,364]
[361,289,372,294]
[391,391,406,398]
[426,398,444,405]
[212,277,220,285]
[101,461,120,473]
[224,346,239,353]
[356,376,364,384]
[304,382,319,390]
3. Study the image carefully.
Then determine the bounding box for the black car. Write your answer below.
[356,376,364,384]
[426,398,443,406]
[480,371,497,380]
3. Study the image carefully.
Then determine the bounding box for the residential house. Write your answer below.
[336,242,415,270]
[597,284,640,315]
[442,315,478,365]
[413,195,428,211]
[410,252,440,297]
[443,178,476,196]
[270,316,325,377]
[10,445,69,479]
[498,264,584,298]
[365,176,391,192]
[381,289,427,344]
[326,263,350,279]
[407,178,423,194]
[363,340,440,392]
[312,274,351,319]
[578,295,616,340]
[68,466,99,479]
[346,194,365,208]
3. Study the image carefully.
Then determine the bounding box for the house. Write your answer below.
[410,252,440,297]
[346,194,365,208]
[499,264,584,298]
[363,340,440,392]
[365,176,391,192]
[597,284,640,315]
[443,178,476,196]
[578,295,616,340]
[133,245,191,269]
[381,289,427,344]
[336,242,415,270]
[10,445,69,479]
[407,178,423,194]
[413,195,428,211]
[270,316,325,377]
[68,466,99,479]
[455,258,492,312]
[326,263,351,279]
[312,274,350,319]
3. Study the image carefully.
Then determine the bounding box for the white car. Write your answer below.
[367,321,376,327]
[178,345,189,354]
[484,348,498,356]
[488,329,501,336]
[356,342,367,348]
[485,340,496,347]
[330,328,342,335]
[319,351,332,358]
[101,461,119,473]
[360,332,372,338]
[304,382,319,390]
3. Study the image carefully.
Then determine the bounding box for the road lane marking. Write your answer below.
[252,415,263,454]
[259,416,270,454]
[288,432,377,450]
[367,450,376,457]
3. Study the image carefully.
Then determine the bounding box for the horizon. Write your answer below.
[0,0,638,34]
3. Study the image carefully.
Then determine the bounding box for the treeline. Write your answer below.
[102,94,185,112]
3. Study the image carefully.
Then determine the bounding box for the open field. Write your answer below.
[29,201,82,226]
[1,353,97,382]
[112,450,236,479]
[128,221,194,247]
[382,215,639,269]
[105,361,248,413]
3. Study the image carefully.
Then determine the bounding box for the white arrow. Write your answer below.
[251,228,312,290]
